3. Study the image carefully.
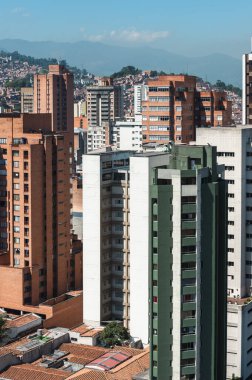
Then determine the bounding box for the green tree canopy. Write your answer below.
[99,322,130,347]
[111,66,141,78]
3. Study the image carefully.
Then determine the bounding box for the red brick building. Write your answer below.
[142,75,232,144]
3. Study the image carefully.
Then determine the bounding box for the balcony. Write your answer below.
[182,317,196,328]
[181,334,196,344]
[182,253,196,263]
[181,220,196,230]
[182,285,196,295]
[181,350,196,360]
[181,365,195,376]
[181,237,196,246]
[183,302,196,312]
[182,269,196,279]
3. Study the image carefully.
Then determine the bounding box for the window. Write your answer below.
[13,226,20,233]
[227,248,234,253]
[227,221,234,225]
[14,258,20,266]
[228,261,234,266]
[12,151,19,157]
[13,205,20,211]
[227,180,235,184]
[225,166,234,171]
[176,106,182,112]
[13,172,19,178]
[246,261,252,266]
[0,139,7,144]
[247,193,252,198]
[14,237,20,243]
[13,194,20,201]
[227,193,234,198]
[217,152,235,157]
[228,235,234,239]
[228,207,235,212]
[13,161,19,168]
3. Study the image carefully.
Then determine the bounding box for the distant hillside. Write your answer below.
[0,39,242,86]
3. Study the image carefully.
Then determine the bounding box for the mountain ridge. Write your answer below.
[0,38,242,86]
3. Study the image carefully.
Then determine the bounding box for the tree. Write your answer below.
[0,315,6,343]
[99,322,130,347]
[111,66,141,78]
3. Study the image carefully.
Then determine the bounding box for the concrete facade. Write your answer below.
[196,126,252,379]
[83,149,132,327]
[112,119,143,151]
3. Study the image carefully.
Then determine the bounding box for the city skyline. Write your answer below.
[0,0,252,59]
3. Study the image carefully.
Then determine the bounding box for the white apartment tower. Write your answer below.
[134,85,147,115]
[83,149,132,327]
[196,126,252,379]
[112,119,143,151]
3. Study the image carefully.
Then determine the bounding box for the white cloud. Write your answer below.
[80,28,170,43]
[11,7,30,17]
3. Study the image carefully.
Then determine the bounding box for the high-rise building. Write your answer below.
[87,78,123,128]
[112,118,143,151]
[141,75,232,145]
[33,65,74,143]
[242,52,252,125]
[86,78,123,151]
[83,145,227,380]
[148,144,227,380]
[21,87,33,113]
[0,66,82,328]
[195,90,232,128]
[0,114,81,307]
[83,148,132,327]
[134,85,147,115]
[197,126,252,379]
[142,75,197,144]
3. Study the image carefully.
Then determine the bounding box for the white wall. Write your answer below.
[196,127,246,297]
[83,154,102,326]
[129,153,169,345]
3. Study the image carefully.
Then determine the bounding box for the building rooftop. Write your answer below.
[86,351,131,371]
[5,313,40,329]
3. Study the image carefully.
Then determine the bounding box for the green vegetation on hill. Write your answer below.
[214,79,242,97]
[0,50,88,78]
[0,50,58,69]
[5,75,33,89]
[111,66,141,78]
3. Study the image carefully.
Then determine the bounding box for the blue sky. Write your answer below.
[0,0,251,58]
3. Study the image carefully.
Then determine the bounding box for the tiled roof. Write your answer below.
[71,324,102,337]
[65,349,150,380]
[6,313,41,328]
[71,325,90,335]
[0,363,69,380]
[86,351,131,371]
[58,343,107,363]
[67,369,108,380]
[82,329,102,337]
